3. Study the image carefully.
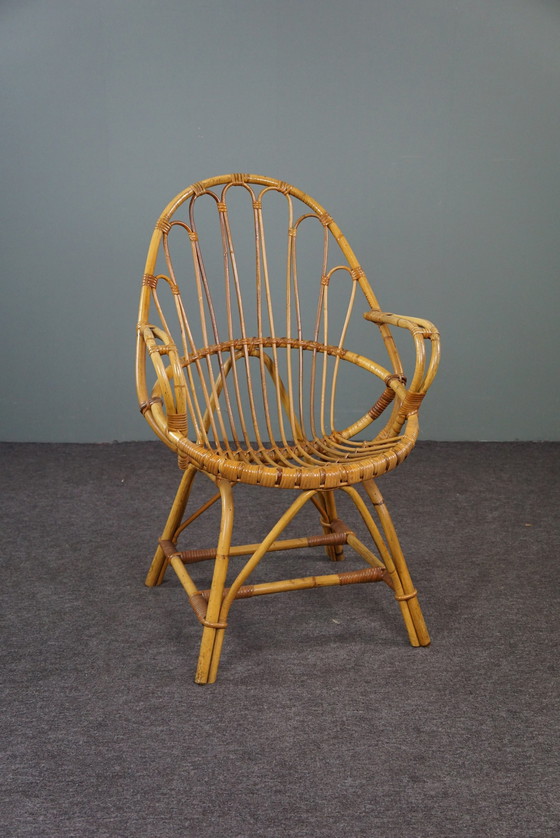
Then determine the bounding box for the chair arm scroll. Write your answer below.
[363,310,441,406]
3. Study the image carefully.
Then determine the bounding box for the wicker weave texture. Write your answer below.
[136,174,439,489]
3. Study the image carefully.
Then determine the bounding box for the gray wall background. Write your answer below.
[2,0,559,442]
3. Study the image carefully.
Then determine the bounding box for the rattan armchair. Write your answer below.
[136,174,440,683]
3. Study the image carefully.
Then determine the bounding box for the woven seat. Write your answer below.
[136,173,440,683]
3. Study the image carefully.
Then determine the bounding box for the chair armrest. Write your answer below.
[138,324,188,437]
[363,309,441,411]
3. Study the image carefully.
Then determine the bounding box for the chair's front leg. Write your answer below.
[195,479,235,684]
[363,479,430,647]
[145,464,197,587]
[206,489,318,683]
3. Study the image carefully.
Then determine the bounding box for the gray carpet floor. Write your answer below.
[1,441,559,837]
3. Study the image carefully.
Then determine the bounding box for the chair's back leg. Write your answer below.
[312,492,345,561]
[145,464,198,587]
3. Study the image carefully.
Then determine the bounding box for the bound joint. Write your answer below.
[385,373,407,386]
[351,266,365,281]
[139,397,163,414]
[189,593,228,629]
[320,517,350,536]
[400,392,425,416]
[395,589,418,602]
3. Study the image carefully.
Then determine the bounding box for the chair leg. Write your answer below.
[362,479,430,647]
[312,491,345,561]
[205,489,317,684]
[324,490,345,561]
[144,464,197,587]
[195,479,235,685]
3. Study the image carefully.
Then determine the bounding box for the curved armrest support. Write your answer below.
[363,310,441,423]
[139,324,188,438]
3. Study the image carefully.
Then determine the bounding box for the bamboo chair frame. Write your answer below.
[136,173,440,683]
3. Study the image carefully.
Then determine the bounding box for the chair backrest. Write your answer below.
[136,174,405,453]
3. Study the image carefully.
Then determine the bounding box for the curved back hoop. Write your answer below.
[136,174,407,456]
